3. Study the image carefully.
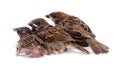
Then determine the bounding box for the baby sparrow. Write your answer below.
[46,11,109,54]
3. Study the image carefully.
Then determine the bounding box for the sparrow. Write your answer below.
[13,27,47,58]
[28,18,89,54]
[46,11,109,54]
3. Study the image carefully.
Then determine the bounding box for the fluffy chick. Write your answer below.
[46,11,109,54]
[28,18,89,54]
[13,27,46,58]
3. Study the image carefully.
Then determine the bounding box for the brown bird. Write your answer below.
[28,18,89,54]
[46,11,109,54]
[13,27,47,58]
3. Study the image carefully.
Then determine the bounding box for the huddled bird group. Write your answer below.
[13,11,109,58]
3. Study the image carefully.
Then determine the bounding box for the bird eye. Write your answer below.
[51,14,57,18]
[17,30,21,34]
[17,28,22,34]
[35,21,41,26]
[55,18,61,24]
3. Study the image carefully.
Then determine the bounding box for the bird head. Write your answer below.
[46,11,69,25]
[28,18,49,31]
[13,27,32,38]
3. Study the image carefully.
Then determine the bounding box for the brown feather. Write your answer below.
[29,18,90,54]
[46,12,109,54]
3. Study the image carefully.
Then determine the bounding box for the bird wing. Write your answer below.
[33,35,44,44]
[55,26,75,41]
[19,35,44,48]
[37,26,74,42]
[59,16,96,39]
[19,35,35,46]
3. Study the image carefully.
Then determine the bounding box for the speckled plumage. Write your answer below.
[28,18,89,54]
[46,11,109,54]
[14,27,46,58]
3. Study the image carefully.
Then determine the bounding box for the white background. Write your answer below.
[0,0,120,69]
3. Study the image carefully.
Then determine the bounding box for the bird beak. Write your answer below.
[28,22,32,26]
[13,28,17,32]
[45,15,49,18]
[28,22,38,27]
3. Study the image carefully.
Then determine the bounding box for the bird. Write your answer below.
[28,18,90,54]
[13,27,47,58]
[46,11,109,54]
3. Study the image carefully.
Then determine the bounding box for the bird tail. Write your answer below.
[86,38,109,54]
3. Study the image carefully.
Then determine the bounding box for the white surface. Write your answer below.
[0,0,120,69]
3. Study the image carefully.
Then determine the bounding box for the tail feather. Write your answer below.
[97,41,109,49]
[97,41,109,53]
[86,39,109,54]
